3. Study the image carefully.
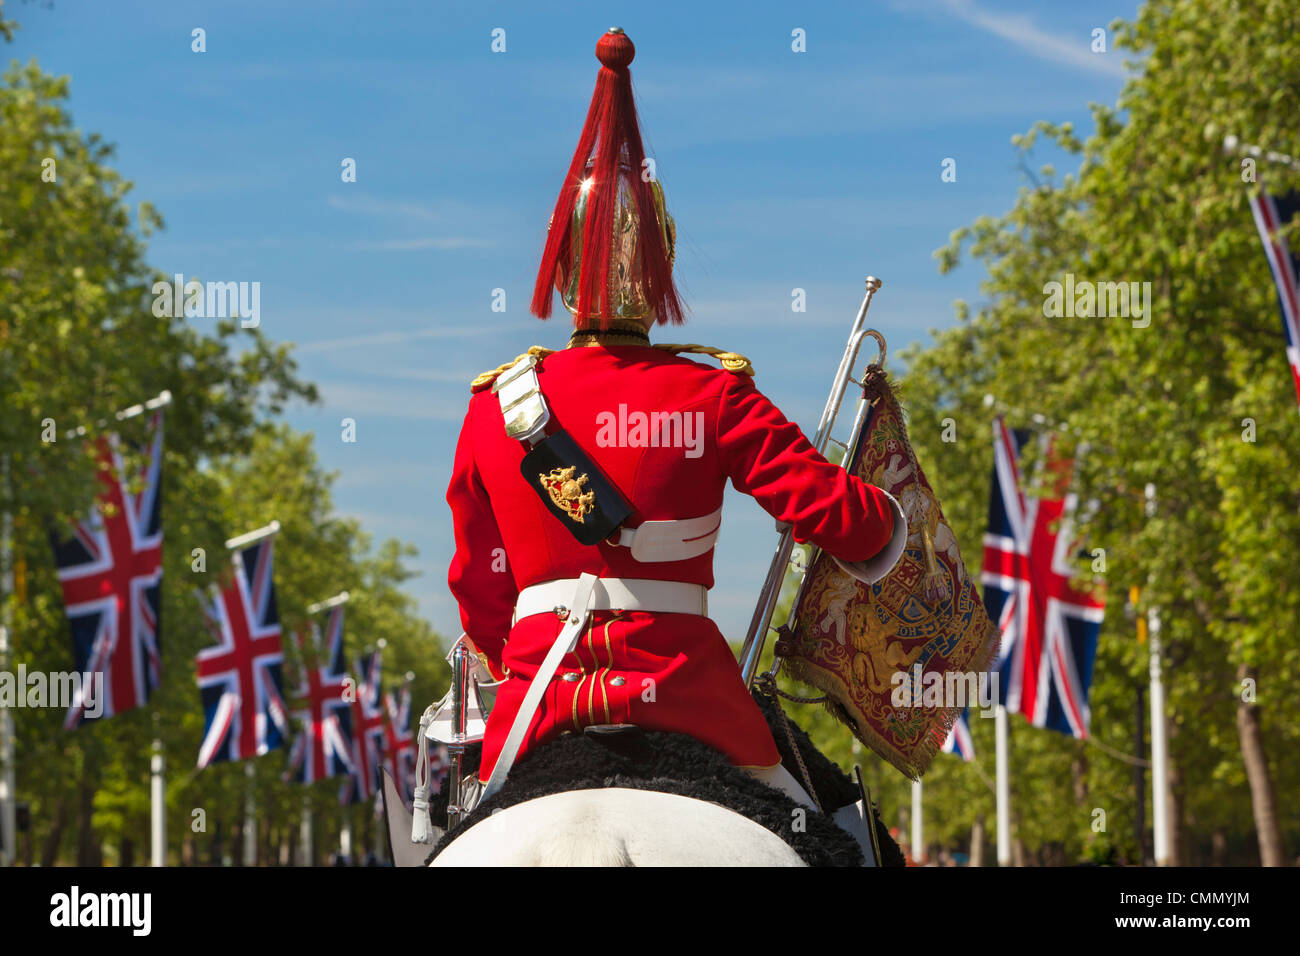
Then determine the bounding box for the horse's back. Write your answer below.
[430,787,806,867]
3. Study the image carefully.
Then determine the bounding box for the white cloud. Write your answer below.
[326,193,445,221]
[347,237,494,251]
[930,0,1129,79]
[293,321,534,354]
[316,382,464,421]
[333,463,444,491]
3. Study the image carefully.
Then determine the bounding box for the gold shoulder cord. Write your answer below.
[469,342,754,390]
[470,346,556,391]
[653,344,755,376]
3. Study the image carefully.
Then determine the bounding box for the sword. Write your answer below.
[444,637,473,830]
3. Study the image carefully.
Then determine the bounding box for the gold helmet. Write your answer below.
[555,159,676,322]
[530,29,686,328]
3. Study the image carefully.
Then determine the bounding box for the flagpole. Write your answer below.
[243,762,256,867]
[910,779,924,864]
[1148,608,1170,865]
[224,520,281,551]
[299,793,312,867]
[49,397,172,867]
[1145,483,1170,867]
[982,407,1015,868]
[223,522,282,869]
[339,814,353,864]
[995,704,1011,866]
[0,455,15,868]
[150,736,165,866]
[372,638,389,864]
[299,590,349,867]
[306,591,350,615]
[62,389,173,440]
[1222,134,1300,172]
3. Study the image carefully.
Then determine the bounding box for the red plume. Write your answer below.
[529,30,685,327]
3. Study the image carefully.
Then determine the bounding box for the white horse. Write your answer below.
[428,788,805,867]
[383,767,871,867]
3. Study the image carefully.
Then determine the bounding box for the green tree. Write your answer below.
[899,0,1298,865]
[753,0,1299,866]
[1,38,446,865]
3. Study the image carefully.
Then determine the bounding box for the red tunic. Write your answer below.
[446,344,896,780]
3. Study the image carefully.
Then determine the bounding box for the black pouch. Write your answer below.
[521,429,633,545]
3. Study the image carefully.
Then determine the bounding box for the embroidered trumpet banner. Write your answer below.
[780,371,999,779]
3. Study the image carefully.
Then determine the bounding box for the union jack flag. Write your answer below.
[286,606,354,784]
[381,682,416,810]
[339,649,385,805]
[982,418,1106,739]
[52,412,163,728]
[1247,188,1300,409]
[941,709,975,761]
[195,538,290,768]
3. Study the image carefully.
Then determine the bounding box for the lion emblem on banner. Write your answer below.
[779,370,999,779]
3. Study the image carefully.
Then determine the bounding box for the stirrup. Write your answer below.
[458,774,484,817]
[830,768,883,867]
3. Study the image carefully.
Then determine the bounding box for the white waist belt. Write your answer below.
[514,576,708,623]
[608,505,722,563]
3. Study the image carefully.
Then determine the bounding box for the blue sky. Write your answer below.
[11,0,1136,646]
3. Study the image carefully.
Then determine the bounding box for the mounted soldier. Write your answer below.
[385,27,985,867]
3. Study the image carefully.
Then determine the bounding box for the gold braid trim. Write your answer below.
[653,343,755,376]
[469,342,754,390]
[469,346,556,391]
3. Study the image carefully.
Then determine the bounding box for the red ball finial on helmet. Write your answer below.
[595,27,635,70]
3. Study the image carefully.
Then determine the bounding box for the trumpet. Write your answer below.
[736,276,885,688]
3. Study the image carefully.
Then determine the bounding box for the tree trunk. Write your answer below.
[361,810,372,864]
[1211,829,1228,867]
[1013,837,1027,866]
[75,771,97,866]
[40,795,67,867]
[120,835,135,868]
[969,815,985,867]
[1236,663,1284,866]
[1166,716,1184,866]
[1134,685,1149,865]
[1071,747,1089,805]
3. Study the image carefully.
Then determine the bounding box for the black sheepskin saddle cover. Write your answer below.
[429,692,905,867]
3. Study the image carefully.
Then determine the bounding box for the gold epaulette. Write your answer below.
[653,344,755,376]
[470,346,555,392]
[468,342,754,391]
